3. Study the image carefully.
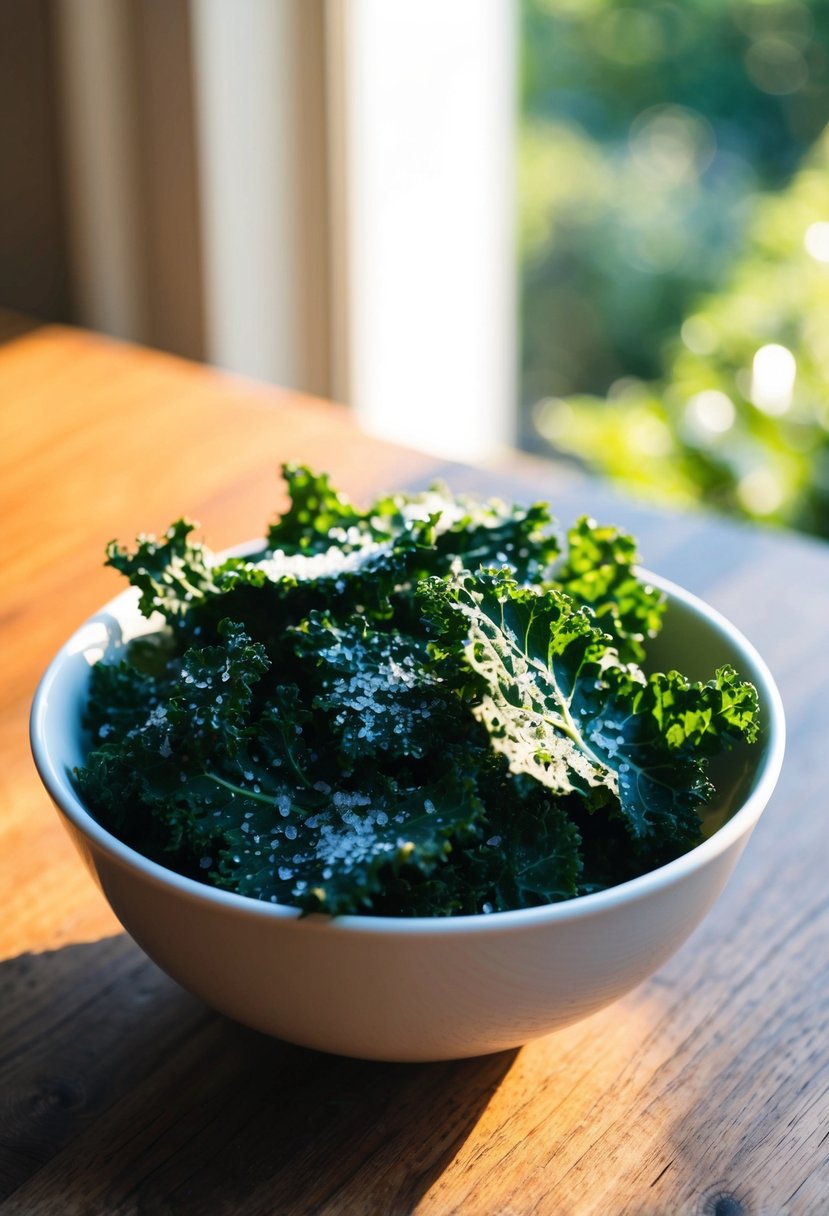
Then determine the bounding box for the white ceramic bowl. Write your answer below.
[30,570,785,1062]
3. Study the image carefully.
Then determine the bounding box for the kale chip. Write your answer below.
[75,465,760,916]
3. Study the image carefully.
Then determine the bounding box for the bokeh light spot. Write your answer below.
[631,413,672,457]
[750,344,796,415]
[681,315,718,356]
[745,37,808,96]
[804,221,829,262]
[629,105,717,185]
[684,390,736,442]
[737,467,786,515]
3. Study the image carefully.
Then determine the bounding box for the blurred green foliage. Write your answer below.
[520,0,829,537]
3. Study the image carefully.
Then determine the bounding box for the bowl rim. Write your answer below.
[30,563,786,938]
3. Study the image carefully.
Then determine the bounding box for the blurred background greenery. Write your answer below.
[519,0,829,539]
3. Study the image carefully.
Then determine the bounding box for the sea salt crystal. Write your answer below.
[255,539,392,584]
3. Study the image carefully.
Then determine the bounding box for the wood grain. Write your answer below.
[2,325,827,1215]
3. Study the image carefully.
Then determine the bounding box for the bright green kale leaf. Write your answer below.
[421,568,618,797]
[576,662,759,845]
[552,516,665,662]
[266,464,387,554]
[423,567,758,846]
[106,519,219,621]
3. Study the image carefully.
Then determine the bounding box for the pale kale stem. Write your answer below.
[543,666,609,771]
[168,556,212,601]
[483,610,608,773]
[206,772,309,815]
[552,704,584,746]
[282,740,313,789]
[176,576,207,600]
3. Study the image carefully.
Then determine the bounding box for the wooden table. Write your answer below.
[2,324,827,1215]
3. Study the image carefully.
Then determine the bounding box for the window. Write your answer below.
[49,0,829,535]
[519,0,829,537]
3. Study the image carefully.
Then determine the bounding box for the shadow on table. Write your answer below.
[1,934,518,1214]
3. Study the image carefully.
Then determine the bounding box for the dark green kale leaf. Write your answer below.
[77,466,762,918]
[267,465,561,585]
[166,619,270,759]
[483,793,584,910]
[451,759,585,911]
[371,484,561,584]
[369,755,584,915]
[211,533,411,623]
[215,768,485,916]
[434,494,560,584]
[83,654,167,741]
[296,613,461,767]
[76,619,274,869]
